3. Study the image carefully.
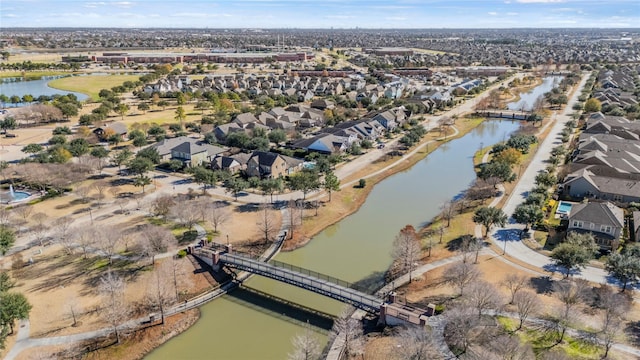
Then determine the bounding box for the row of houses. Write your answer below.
[593,67,639,111]
[561,112,640,249]
[143,72,408,105]
[212,105,409,155]
[150,136,304,179]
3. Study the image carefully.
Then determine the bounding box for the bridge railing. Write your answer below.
[269,259,369,293]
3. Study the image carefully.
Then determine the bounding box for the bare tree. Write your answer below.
[31,212,48,228]
[287,199,303,240]
[551,279,588,344]
[288,321,321,360]
[394,325,438,360]
[0,206,13,226]
[443,261,480,296]
[391,225,422,282]
[207,201,230,233]
[554,279,588,322]
[74,226,97,259]
[13,205,33,223]
[115,198,130,214]
[330,307,364,359]
[257,203,277,244]
[66,294,82,327]
[95,227,121,265]
[465,280,501,318]
[482,334,535,360]
[513,290,541,330]
[171,257,192,301]
[436,225,446,244]
[75,185,91,203]
[109,186,121,199]
[444,306,478,355]
[502,274,529,304]
[29,224,49,247]
[170,201,200,230]
[98,271,128,344]
[54,216,75,255]
[460,235,483,264]
[92,180,109,205]
[151,194,175,219]
[140,224,174,265]
[596,286,630,358]
[146,260,176,324]
[441,201,457,228]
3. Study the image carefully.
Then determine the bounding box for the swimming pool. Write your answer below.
[557,201,573,214]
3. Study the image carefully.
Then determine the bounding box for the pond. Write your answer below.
[0,75,89,103]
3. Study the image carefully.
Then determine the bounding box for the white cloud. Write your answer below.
[517,0,565,3]
[488,11,498,15]
[507,12,519,15]
[111,1,133,8]
[84,1,106,8]
[3,13,18,17]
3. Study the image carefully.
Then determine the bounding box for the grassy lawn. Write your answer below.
[498,316,601,359]
[48,74,141,101]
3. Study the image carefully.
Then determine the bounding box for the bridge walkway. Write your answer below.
[218,252,383,314]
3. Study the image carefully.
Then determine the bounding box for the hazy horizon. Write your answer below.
[1,0,638,29]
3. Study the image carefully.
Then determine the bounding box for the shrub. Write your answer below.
[358,179,366,188]
[177,249,187,258]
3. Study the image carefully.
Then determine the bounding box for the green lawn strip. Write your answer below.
[0,70,76,79]
[48,74,140,101]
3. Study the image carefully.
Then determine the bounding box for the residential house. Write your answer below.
[245,150,303,179]
[562,168,640,203]
[93,122,128,140]
[291,133,355,154]
[211,152,251,175]
[213,123,244,142]
[567,201,624,249]
[233,113,259,128]
[151,136,226,167]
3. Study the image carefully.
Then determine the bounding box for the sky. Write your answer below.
[0,0,639,29]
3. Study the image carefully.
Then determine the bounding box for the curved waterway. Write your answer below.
[147,120,521,360]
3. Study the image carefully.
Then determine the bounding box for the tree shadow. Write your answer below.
[446,234,473,252]
[625,321,640,347]
[235,203,260,213]
[529,276,554,294]
[351,270,386,294]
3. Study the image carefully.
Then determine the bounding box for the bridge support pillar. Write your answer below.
[225,244,233,254]
[378,304,387,326]
[387,291,397,304]
[211,251,221,271]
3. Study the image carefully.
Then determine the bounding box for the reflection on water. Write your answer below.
[507,76,563,112]
[147,120,521,360]
[0,75,88,102]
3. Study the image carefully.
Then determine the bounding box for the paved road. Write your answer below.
[487,72,610,284]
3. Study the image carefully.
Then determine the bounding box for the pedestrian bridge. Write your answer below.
[190,244,434,325]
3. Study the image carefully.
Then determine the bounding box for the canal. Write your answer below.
[507,76,562,112]
[147,119,521,359]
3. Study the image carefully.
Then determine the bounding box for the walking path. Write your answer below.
[4,208,290,360]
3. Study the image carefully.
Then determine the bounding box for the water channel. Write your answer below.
[507,76,562,112]
[147,119,521,360]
